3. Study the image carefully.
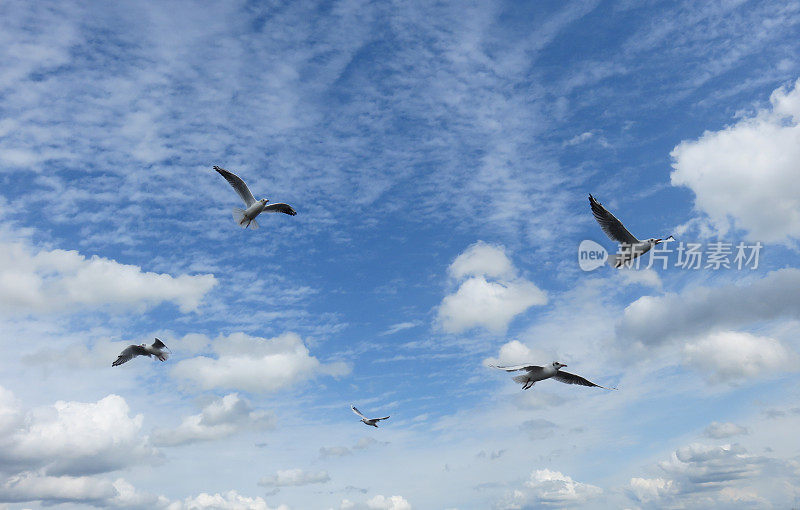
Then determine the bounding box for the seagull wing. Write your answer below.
[588,194,639,244]
[489,364,544,373]
[214,166,256,206]
[552,370,616,390]
[112,345,148,367]
[351,405,368,420]
[263,202,297,216]
[151,338,169,351]
[375,416,390,421]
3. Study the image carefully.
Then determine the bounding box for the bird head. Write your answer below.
[552,361,567,370]
[649,238,662,245]
[260,198,269,204]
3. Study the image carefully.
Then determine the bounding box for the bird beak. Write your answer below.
[655,238,662,244]
[561,364,567,368]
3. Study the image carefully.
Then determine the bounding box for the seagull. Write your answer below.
[589,194,673,268]
[213,165,297,229]
[351,405,390,428]
[112,338,171,367]
[489,361,616,390]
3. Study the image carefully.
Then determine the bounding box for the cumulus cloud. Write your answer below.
[670,78,800,243]
[364,495,412,510]
[0,389,159,476]
[497,469,602,508]
[151,394,274,447]
[258,468,330,488]
[626,442,782,508]
[617,268,800,345]
[0,237,216,316]
[166,490,288,510]
[447,242,515,280]
[0,473,163,508]
[704,422,749,439]
[438,242,546,334]
[340,495,412,510]
[683,331,797,383]
[172,332,350,393]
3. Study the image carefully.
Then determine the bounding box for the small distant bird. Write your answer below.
[589,194,673,268]
[112,338,171,367]
[213,165,297,229]
[351,405,390,428]
[490,361,615,390]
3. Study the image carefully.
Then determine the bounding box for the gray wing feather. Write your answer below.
[351,405,367,419]
[112,345,148,367]
[588,194,639,244]
[375,416,390,421]
[489,364,543,373]
[214,166,256,206]
[263,203,297,216]
[552,370,615,390]
[152,338,168,350]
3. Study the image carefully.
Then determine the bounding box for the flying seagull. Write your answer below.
[589,194,673,268]
[351,405,390,428]
[213,165,297,229]
[489,361,615,390]
[112,338,171,367]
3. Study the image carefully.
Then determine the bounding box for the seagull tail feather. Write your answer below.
[512,375,529,385]
[232,208,248,228]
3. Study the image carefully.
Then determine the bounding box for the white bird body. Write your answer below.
[489,361,615,391]
[243,200,267,221]
[214,165,297,229]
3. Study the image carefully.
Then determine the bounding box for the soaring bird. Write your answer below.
[213,165,297,229]
[112,338,171,367]
[589,194,672,268]
[351,405,390,428]
[489,361,615,390]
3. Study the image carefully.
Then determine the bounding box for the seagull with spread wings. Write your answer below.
[112,338,171,367]
[489,361,615,391]
[214,165,297,229]
[589,194,672,268]
[351,405,390,428]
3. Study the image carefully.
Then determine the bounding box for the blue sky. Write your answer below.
[1,0,800,508]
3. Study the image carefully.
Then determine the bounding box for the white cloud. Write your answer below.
[171,332,350,393]
[704,422,749,439]
[617,268,800,345]
[0,237,216,316]
[627,477,676,503]
[438,242,547,334]
[166,490,288,510]
[381,321,421,336]
[0,472,115,505]
[0,473,163,508]
[627,442,771,508]
[366,495,412,510]
[484,340,535,367]
[447,241,515,281]
[151,393,274,447]
[497,469,602,508]
[0,389,159,476]
[319,437,381,459]
[683,331,797,383]
[671,78,800,243]
[258,468,330,488]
